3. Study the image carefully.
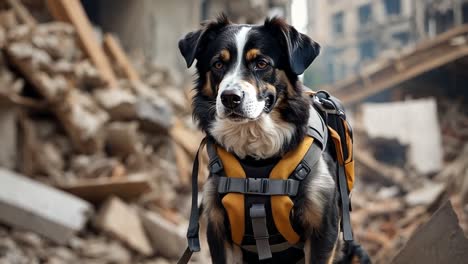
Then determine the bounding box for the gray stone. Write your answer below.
[0,169,93,244]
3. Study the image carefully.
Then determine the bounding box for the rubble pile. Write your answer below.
[350,97,468,263]
[0,1,206,264]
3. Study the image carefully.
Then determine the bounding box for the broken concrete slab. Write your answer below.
[362,98,443,174]
[391,201,468,264]
[94,197,152,256]
[140,210,186,259]
[0,168,93,244]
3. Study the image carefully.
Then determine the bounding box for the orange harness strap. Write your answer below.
[217,147,246,245]
[328,126,354,191]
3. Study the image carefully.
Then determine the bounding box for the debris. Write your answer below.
[78,237,132,263]
[0,2,204,263]
[362,98,443,174]
[170,119,204,157]
[140,210,186,259]
[105,121,141,158]
[354,147,407,191]
[6,0,37,27]
[54,89,109,154]
[94,197,153,256]
[0,168,93,244]
[405,182,446,207]
[93,87,137,120]
[0,102,17,169]
[391,201,468,264]
[103,33,140,81]
[60,177,151,204]
[46,0,118,88]
[135,98,173,133]
[0,10,18,30]
[172,140,192,187]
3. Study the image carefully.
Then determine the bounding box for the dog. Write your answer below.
[178,14,371,264]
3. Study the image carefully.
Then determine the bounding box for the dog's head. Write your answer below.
[179,15,320,159]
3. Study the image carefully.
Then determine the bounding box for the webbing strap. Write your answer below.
[250,204,272,260]
[338,165,353,241]
[291,142,322,180]
[176,247,193,264]
[217,177,300,196]
[177,138,207,264]
[207,140,223,174]
[328,114,353,242]
[241,241,305,253]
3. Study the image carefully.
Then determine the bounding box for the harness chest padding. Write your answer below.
[270,136,314,245]
[217,147,246,245]
[216,136,315,246]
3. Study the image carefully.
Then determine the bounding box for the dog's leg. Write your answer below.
[225,242,243,264]
[335,240,372,264]
[207,221,243,264]
[207,220,227,264]
[304,194,340,264]
[204,176,243,264]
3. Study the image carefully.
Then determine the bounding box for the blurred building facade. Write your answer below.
[305,0,468,86]
[82,0,291,84]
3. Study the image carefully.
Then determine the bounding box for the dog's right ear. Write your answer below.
[178,29,203,68]
[178,14,231,68]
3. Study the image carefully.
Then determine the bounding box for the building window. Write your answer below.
[358,4,372,25]
[462,3,468,24]
[393,32,410,45]
[332,12,344,37]
[359,40,376,60]
[384,0,401,16]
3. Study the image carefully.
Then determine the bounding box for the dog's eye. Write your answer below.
[255,60,269,70]
[213,61,224,70]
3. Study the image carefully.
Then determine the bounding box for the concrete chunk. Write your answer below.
[94,197,152,256]
[391,201,468,264]
[140,210,186,259]
[0,169,93,244]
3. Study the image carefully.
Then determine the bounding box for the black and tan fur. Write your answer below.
[179,14,370,264]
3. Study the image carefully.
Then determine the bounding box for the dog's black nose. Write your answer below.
[221,89,244,109]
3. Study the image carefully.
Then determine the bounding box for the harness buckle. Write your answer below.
[208,158,223,174]
[313,95,344,116]
[246,178,267,194]
[293,163,311,180]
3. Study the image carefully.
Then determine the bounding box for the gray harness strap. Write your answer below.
[250,204,272,260]
[307,106,328,149]
[241,241,305,254]
[217,177,300,196]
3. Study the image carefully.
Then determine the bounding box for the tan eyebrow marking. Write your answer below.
[220,49,230,62]
[246,48,260,61]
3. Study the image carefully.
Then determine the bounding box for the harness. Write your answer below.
[178,90,355,264]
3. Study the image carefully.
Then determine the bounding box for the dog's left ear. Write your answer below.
[264,17,320,75]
